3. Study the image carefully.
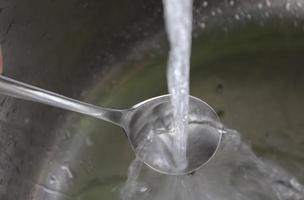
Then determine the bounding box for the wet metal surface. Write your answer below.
[0,0,304,199]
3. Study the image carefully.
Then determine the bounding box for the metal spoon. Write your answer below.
[0,75,222,175]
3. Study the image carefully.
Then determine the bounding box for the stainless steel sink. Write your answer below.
[0,0,303,199]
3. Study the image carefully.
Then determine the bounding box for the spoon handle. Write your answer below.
[0,75,125,126]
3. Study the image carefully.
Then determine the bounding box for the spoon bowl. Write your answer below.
[127,95,222,175]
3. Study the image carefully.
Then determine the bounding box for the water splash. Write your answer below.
[120,128,304,200]
[162,0,193,170]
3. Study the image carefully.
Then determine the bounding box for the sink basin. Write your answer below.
[0,0,303,199]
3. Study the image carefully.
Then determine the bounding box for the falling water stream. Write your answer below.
[163,0,193,170]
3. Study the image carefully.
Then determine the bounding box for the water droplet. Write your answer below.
[202,1,208,7]
[211,11,216,16]
[217,110,225,118]
[229,0,235,6]
[234,14,240,20]
[297,2,302,8]
[139,187,148,192]
[216,83,224,94]
[199,22,206,29]
[258,3,263,9]
[266,0,271,7]
[217,8,223,14]
[285,2,291,11]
